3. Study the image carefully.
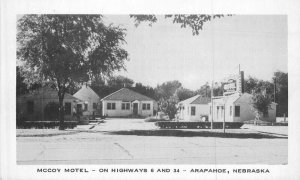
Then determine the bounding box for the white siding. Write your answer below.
[102,100,153,117]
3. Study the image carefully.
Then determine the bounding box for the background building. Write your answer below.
[73,85,101,117]
[17,87,81,121]
[101,88,157,117]
[177,95,210,121]
[209,93,277,123]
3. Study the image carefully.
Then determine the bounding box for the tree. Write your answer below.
[130,14,228,35]
[195,82,210,98]
[17,15,128,130]
[273,71,288,116]
[159,96,179,120]
[174,87,195,101]
[131,83,157,100]
[107,75,134,88]
[155,80,182,100]
[251,90,273,121]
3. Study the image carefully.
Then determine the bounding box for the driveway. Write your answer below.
[17,118,288,164]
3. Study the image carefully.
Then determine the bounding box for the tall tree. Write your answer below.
[273,71,288,116]
[130,14,228,35]
[174,87,195,101]
[17,15,128,129]
[155,80,182,100]
[107,75,134,88]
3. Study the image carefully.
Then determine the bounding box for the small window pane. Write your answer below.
[121,103,125,110]
[65,102,71,115]
[107,103,111,110]
[147,104,150,110]
[126,103,130,110]
[191,106,196,116]
[112,103,116,110]
[235,106,240,117]
[142,104,146,110]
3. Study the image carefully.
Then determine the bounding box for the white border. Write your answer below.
[1,0,300,179]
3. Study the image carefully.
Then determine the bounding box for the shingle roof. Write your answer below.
[179,95,211,105]
[101,88,155,101]
[18,86,80,100]
[190,96,211,104]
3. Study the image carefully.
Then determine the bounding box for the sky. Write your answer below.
[103,15,287,90]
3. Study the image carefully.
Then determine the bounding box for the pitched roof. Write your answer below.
[73,85,100,100]
[179,95,211,105]
[190,96,211,104]
[18,86,80,100]
[101,88,155,101]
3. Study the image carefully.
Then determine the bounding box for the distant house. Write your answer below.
[73,85,101,117]
[208,93,277,123]
[101,88,157,117]
[177,95,211,121]
[17,87,82,121]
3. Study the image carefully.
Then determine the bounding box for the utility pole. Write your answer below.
[223,104,226,133]
[211,81,214,130]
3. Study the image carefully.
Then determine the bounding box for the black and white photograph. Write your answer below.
[1,0,300,179]
[15,14,288,165]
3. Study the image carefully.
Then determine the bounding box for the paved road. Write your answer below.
[17,118,288,164]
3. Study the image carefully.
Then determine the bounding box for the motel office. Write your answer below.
[208,71,277,123]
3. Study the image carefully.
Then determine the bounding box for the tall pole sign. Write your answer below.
[223,70,244,96]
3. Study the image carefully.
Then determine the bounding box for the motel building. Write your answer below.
[73,85,101,117]
[101,88,158,117]
[208,71,277,123]
[177,95,211,121]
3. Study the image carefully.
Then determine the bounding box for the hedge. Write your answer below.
[16,121,78,129]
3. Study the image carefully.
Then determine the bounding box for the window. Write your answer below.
[27,101,34,114]
[107,103,116,110]
[191,106,196,116]
[84,103,88,111]
[121,103,130,110]
[235,106,240,117]
[93,103,97,109]
[142,103,150,110]
[230,106,232,116]
[107,103,111,110]
[65,102,71,115]
[126,103,130,110]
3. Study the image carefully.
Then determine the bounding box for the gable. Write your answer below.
[73,86,100,101]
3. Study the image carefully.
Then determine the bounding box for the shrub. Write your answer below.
[44,102,60,120]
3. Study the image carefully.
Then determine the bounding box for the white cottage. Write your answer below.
[73,85,101,117]
[17,87,82,121]
[209,93,277,123]
[101,88,157,117]
[177,95,211,121]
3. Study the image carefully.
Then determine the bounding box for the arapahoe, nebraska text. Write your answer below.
[233,169,270,173]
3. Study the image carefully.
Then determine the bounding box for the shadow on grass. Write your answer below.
[104,129,287,139]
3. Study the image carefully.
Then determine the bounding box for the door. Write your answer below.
[133,103,138,116]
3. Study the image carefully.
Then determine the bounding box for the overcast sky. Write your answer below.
[103,15,287,90]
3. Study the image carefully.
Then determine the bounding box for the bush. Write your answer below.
[144,117,170,122]
[16,121,77,129]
